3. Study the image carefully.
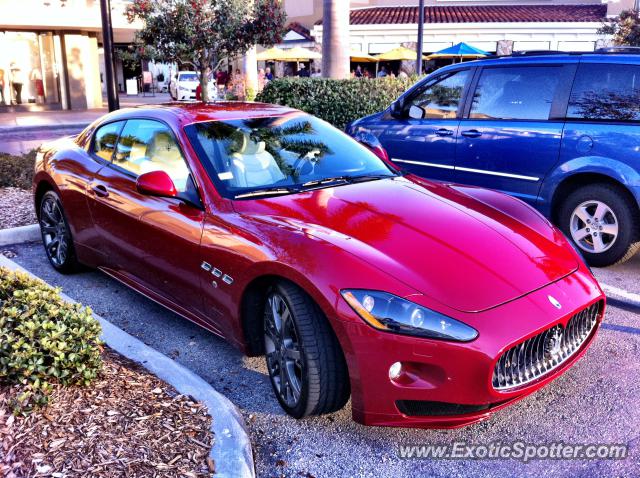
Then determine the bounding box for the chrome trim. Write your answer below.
[492,302,601,391]
[391,158,539,181]
[392,158,455,170]
[456,166,539,182]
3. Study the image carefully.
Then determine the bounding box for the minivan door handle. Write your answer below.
[461,129,482,138]
[435,128,454,137]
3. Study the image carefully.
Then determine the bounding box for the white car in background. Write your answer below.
[169,71,217,101]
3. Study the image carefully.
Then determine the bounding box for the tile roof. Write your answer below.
[286,21,315,41]
[315,4,607,25]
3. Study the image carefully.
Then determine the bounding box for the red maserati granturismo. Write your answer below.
[34,103,605,428]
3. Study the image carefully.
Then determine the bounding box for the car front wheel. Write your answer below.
[39,190,80,273]
[263,281,349,418]
[559,183,640,267]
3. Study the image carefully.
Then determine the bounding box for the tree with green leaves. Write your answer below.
[125,0,286,102]
[598,9,640,46]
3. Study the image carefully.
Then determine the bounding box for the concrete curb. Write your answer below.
[600,283,640,311]
[0,224,40,246]
[0,123,89,135]
[0,254,256,478]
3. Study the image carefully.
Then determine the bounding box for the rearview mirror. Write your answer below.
[136,170,177,198]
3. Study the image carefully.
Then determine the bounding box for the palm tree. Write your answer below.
[322,0,350,79]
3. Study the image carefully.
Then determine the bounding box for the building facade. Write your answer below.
[281,0,635,58]
[0,0,138,111]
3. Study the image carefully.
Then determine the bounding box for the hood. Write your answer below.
[233,177,578,313]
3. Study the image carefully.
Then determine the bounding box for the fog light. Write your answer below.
[389,361,403,380]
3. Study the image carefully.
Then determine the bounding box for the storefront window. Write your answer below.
[0,31,60,108]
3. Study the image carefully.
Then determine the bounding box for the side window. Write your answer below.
[92,121,123,161]
[114,119,192,193]
[567,63,640,121]
[407,70,470,120]
[470,66,562,121]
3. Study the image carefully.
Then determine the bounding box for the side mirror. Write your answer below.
[136,170,177,198]
[389,98,405,119]
[354,130,390,163]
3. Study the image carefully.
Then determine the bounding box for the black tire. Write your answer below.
[263,281,350,418]
[558,183,640,267]
[38,190,81,274]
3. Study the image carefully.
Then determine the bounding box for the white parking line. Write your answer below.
[600,283,640,308]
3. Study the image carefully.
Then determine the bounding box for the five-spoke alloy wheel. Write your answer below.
[263,281,350,418]
[559,184,640,267]
[39,190,79,273]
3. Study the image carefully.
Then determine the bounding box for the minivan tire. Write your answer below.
[558,183,640,267]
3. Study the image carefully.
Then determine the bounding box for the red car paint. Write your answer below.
[34,103,605,428]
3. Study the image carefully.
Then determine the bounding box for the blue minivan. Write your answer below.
[347,50,640,267]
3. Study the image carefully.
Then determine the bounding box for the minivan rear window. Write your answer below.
[567,63,640,122]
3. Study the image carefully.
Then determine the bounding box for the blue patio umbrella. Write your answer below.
[425,42,489,61]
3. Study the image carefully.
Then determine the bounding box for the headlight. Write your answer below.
[341,290,478,342]
[178,85,188,91]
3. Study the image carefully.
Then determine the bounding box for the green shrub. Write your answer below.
[255,76,419,129]
[0,151,36,190]
[0,268,102,412]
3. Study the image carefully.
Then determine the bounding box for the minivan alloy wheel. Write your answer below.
[569,200,619,253]
[264,291,304,408]
[40,195,70,267]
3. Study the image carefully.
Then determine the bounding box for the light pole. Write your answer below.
[416,0,425,75]
[100,0,119,111]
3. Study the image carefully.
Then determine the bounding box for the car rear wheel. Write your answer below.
[558,183,640,267]
[263,281,349,418]
[39,190,80,273]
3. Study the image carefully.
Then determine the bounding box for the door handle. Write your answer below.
[91,184,109,198]
[435,128,454,137]
[461,129,482,138]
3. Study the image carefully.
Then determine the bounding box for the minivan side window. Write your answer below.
[470,66,562,121]
[93,121,123,161]
[407,70,470,120]
[567,63,640,121]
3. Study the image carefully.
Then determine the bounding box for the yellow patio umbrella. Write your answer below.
[350,50,378,62]
[256,47,285,61]
[257,46,321,62]
[375,46,429,61]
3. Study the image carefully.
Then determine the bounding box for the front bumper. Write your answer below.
[332,268,604,428]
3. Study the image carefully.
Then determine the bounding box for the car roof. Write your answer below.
[444,52,640,70]
[96,102,300,129]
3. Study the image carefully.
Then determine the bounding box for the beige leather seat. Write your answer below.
[144,132,190,191]
[229,133,285,188]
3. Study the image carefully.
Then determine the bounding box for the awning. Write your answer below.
[257,46,321,61]
[425,42,489,60]
[375,46,429,61]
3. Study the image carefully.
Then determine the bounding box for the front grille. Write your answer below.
[396,400,491,417]
[492,301,602,391]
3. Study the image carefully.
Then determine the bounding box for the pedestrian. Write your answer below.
[265,67,274,81]
[31,67,44,103]
[311,67,322,78]
[377,66,388,78]
[298,64,310,77]
[398,69,408,79]
[10,62,24,104]
[0,68,5,105]
[355,65,363,78]
[230,68,245,99]
[258,68,266,91]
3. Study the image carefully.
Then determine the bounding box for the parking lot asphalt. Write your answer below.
[6,241,639,478]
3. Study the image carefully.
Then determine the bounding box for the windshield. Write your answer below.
[179,73,198,82]
[185,112,397,199]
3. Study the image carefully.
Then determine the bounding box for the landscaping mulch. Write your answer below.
[0,349,214,477]
[0,188,36,229]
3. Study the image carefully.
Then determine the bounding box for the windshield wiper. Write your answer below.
[301,176,353,188]
[234,186,299,199]
[302,174,395,189]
